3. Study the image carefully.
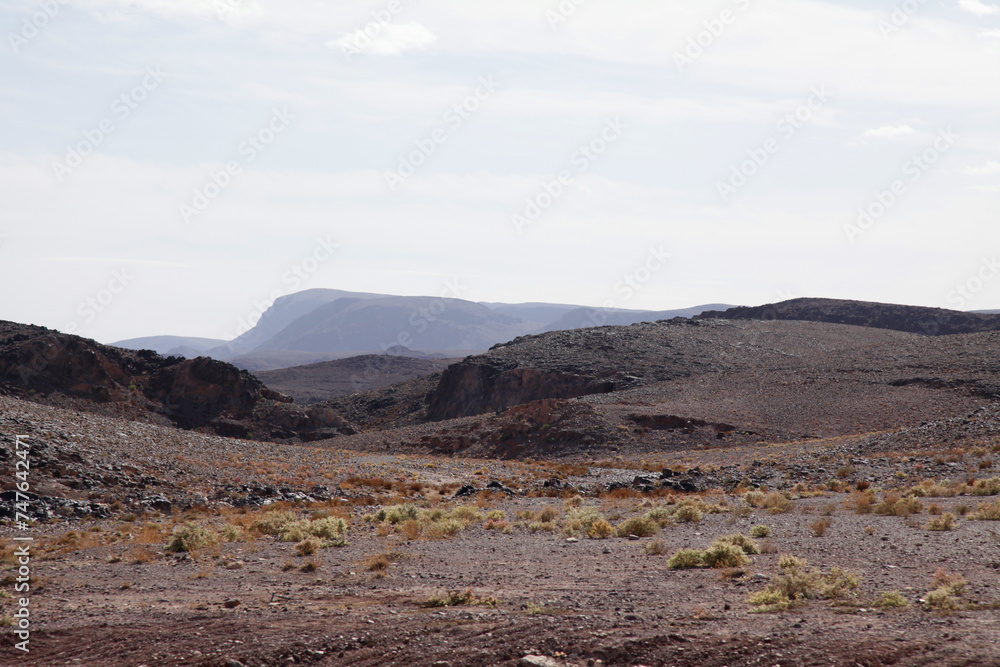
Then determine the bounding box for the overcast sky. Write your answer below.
[1,0,999,343]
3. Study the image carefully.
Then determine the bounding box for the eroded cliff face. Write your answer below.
[426,358,617,421]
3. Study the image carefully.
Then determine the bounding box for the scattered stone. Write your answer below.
[223,599,241,608]
[520,656,563,667]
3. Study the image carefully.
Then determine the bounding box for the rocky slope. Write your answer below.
[0,321,355,443]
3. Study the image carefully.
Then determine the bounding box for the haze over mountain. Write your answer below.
[114,288,730,371]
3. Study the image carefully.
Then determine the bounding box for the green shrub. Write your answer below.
[749,525,771,538]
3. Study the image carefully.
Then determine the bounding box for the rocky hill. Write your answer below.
[697,297,1000,335]
[0,321,355,442]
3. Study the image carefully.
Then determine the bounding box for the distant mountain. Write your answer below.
[541,304,734,333]
[698,298,1000,335]
[207,288,386,359]
[479,302,581,326]
[255,296,537,355]
[112,335,226,357]
[119,287,740,372]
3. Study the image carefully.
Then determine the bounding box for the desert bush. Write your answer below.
[644,539,668,555]
[536,506,560,523]
[450,505,485,524]
[485,510,506,522]
[220,525,247,543]
[528,521,557,533]
[810,518,832,537]
[970,477,1000,496]
[701,542,750,568]
[924,513,957,531]
[166,523,218,553]
[923,569,968,610]
[587,519,615,539]
[749,555,860,612]
[309,516,348,539]
[643,507,674,527]
[616,515,659,538]
[971,498,1000,520]
[296,537,322,556]
[673,505,703,523]
[715,534,761,555]
[744,490,765,507]
[251,511,297,535]
[750,525,772,538]
[762,493,793,515]
[747,589,791,613]
[874,492,923,517]
[398,519,422,540]
[422,588,498,608]
[846,491,875,514]
[668,548,704,569]
[909,480,959,498]
[874,591,909,608]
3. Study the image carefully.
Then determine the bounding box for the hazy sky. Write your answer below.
[2,0,999,343]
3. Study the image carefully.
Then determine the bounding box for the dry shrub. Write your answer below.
[537,507,560,523]
[587,519,615,539]
[924,512,957,531]
[970,477,1000,496]
[750,525,771,538]
[668,548,704,569]
[874,591,909,608]
[810,518,832,537]
[166,523,218,553]
[909,480,959,498]
[296,537,322,556]
[874,492,923,517]
[644,539,668,555]
[422,589,498,608]
[528,521,557,533]
[846,491,875,515]
[701,543,750,568]
[762,493,793,515]
[748,555,859,613]
[615,515,659,538]
[971,498,1000,520]
[923,569,968,610]
[715,533,761,555]
[674,505,703,523]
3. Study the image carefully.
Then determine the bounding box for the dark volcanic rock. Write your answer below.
[427,357,616,421]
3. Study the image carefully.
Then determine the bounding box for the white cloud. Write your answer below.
[965,161,1000,175]
[958,0,1000,16]
[327,22,437,56]
[861,125,917,140]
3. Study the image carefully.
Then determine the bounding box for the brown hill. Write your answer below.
[255,354,453,404]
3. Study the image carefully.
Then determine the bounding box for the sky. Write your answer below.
[1,0,999,343]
